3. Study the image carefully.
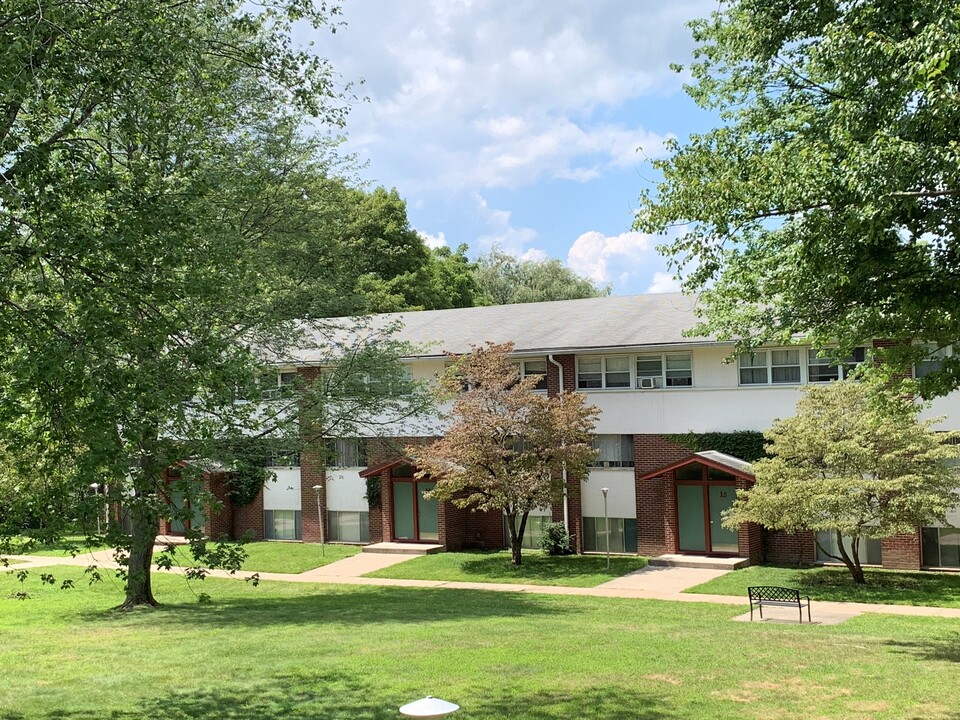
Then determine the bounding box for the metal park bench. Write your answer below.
[748,586,811,623]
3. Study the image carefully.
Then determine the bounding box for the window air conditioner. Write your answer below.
[638,377,657,389]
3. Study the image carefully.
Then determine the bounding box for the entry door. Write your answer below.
[392,481,438,542]
[676,483,738,554]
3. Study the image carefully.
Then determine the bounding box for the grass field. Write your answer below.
[3,567,960,719]
[686,565,960,608]
[164,542,360,574]
[5,535,109,557]
[364,550,648,587]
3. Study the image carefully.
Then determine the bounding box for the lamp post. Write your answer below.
[312,484,325,557]
[399,696,460,718]
[90,483,101,535]
[601,486,610,570]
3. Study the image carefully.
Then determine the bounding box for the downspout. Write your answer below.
[547,354,569,534]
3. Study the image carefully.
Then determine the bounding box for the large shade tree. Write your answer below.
[725,381,959,583]
[473,248,610,306]
[637,0,960,395]
[410,342,599,565]
[0,0,432,608]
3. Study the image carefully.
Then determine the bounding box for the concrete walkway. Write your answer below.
[7,550,960,623]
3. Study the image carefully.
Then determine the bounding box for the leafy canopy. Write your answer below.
[637,0,960,394]
[409,342,599,565]
[473,248,610,306]
[725,380,959,582]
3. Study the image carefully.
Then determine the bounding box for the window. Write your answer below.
[582,517,638,554]
[739,349,801,385]
[324,438,367,468]
[328,511,370,543]
[504,514,550,549]
[521,359,548,391]
[264,510,301,540]
[590,435,634,468]
[916,345,951,379]
[263,448,300,467]
[576,356,629,389]
[636,353,692,388]
[922,527,960,567]
[814,531,882,565]
[808,347,867,382]
[260,371,299,399]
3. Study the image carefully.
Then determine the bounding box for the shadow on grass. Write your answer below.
[76,585,569,629]
[773,565,960,606]
[434,551,647,583]
[886,631,960,663]
[0,671,676,720]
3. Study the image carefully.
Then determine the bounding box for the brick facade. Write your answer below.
[882,531,922,570]
[764,530,817,565]
[634,435,689,555]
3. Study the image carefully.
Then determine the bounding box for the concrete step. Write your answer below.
[362,542,444,555]
[647,553,751,570]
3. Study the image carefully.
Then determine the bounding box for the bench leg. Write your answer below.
[807,603,811,623]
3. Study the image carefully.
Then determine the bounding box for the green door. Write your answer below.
[393,482,416,540]
[416,481,438,541]
[677,484,706,552]
[708,485,738,553]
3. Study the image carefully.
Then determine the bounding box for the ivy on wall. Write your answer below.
[365,475,382,508]
[664,431,767,463]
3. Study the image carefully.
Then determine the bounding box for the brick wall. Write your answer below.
[546,354,576,395]
[232,491,264,541]
[882,531,922,570]
[736,476,764,563]
[464,508,507,550]
[205,474,233,539]
[765,530,816,565]
[300,444,326,543]
[634,435,690,555]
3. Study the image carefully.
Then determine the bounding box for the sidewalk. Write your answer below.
[6,550,960,622]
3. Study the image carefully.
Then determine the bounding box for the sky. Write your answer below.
[309,0,720,296]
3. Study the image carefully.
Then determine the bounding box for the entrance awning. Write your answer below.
[636,450,755,482]
[358,457,415,478]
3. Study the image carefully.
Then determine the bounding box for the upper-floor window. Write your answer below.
[739,349,801,385]
[324,438,367,468]
[916,345,951,379]
[808,347,867,382]
[589,434,634,467]
[261,370,299,399]
[264,448,301,467]
[636,353,692,388]
[577,356,631,390]
[512,359,548,391]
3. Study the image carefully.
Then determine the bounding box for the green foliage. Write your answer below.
[539,522,574,556]
[666,431,767,462]
[473,248,610,305]
[364,475,382,509]
[725,380,960,583]
[637,0,960,394]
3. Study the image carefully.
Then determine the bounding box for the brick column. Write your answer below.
[882,531,922,570]
[634,435,690,555]
[546,354,576,396]
[300,445,325,543]
[381,469,394,542]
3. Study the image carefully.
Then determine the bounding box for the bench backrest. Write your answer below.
[748,585,800,602]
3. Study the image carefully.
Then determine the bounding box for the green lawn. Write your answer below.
[365,550,648,587]
[163,541,360,574]
[4,567,960,719]
[686,564,960,608]
[5,535,110,557]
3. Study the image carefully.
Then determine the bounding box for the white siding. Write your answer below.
[582,469,636,518]
[326,469,370,512]
[263,468,301,511]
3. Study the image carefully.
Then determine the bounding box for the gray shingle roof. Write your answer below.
[294,293,720,361]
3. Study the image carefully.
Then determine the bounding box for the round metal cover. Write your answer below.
[398,696,460,718]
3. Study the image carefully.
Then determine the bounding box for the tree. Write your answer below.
[724,381,959,584]
[0,1,432,608]
[473,248,610,305]
[636,1,960,394]
[409,342,599,565]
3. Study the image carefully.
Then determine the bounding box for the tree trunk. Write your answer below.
[835,529,866,585]
[120,486,161,609]
[506,510,528,566]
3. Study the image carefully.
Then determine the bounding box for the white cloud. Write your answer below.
[418,230,448,249]
[646,271,682,294]
[315,0,709,191]
[567,230,655,283]
[474,194,541,257]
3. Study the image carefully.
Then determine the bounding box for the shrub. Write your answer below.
[539,522,573,556]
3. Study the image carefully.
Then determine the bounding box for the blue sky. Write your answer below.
[310,0,719,296]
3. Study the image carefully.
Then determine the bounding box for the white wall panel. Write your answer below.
[326,469,370,512]
[581,469,636,518]
[263,468,301,511]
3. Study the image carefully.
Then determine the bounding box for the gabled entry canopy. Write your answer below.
[637,450,755,482]
[359,457,416,478]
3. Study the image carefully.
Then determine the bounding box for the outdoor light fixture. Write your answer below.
[312,484,325,556]
[399,696,460,718]
[601,486,610,570]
